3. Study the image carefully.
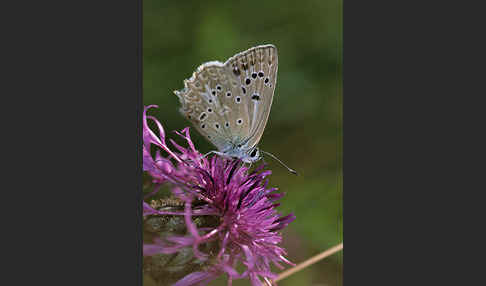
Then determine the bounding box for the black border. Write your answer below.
[7,0,142,284]
[136,0,143,283]
[344,1,485,285]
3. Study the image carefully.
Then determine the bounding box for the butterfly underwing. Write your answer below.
[174,44,278,163]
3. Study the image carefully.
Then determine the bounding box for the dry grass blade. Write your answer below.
[265,242,343,285]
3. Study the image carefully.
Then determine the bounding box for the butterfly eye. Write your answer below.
[250,149,258,158]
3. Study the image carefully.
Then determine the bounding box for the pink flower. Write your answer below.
[143,105,295,286]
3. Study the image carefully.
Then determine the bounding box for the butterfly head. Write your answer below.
[241,147,261,163]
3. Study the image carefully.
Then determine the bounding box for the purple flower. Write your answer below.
[143,105,295,286]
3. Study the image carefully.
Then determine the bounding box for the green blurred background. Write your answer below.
[143,0,342,285]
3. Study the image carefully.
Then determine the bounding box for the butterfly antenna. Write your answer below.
[261,150,298,175]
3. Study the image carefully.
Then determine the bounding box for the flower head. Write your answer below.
[143,105,295,286]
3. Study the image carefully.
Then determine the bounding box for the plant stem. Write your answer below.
[272,242,343,283]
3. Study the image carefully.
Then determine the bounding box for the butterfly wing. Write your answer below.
[224,44,278,149]
[174,61,251,152]
[175,44,278,154]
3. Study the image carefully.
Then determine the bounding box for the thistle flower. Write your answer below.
[143,105,295,286]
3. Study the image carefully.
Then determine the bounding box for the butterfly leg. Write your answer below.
[202,150,229,159]
[179,151,229,166]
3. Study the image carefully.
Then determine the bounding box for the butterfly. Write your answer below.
[174,44,296,174]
